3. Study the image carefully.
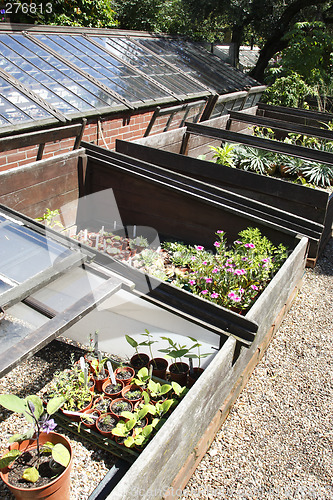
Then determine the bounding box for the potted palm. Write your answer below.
[0,394,72,500]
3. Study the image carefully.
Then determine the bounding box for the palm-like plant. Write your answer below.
[301,161,333,187]
[235,146,276,175]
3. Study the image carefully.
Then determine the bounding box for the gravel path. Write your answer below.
[181,237,333,500]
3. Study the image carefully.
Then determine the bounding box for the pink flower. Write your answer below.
[241,257,247,261]
[244,243,255,249]
[212,268,219,273]
[205,278,213,283]
[239,288,244,294]
[195,245,204,251]
[234,269,246,275]
[191,255,196,261]
[233,296,241,302]
[202,261,207,265]
[251,284,258,290]
[217,230,224,234]
[211,292,219,298]
[234,240,242,244]
[228,291,236,299]
[189,280,196,285]
[201,289,208,295]
[214,241,220,247]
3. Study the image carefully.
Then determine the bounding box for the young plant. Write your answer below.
[35,208,64,230]
[133,367,151,387]
[140,329,158,360]
[158,337,190,365]
[210,143,237,168]
[147,379,172,401]
[184,336,211,368]
[0,394,69,483]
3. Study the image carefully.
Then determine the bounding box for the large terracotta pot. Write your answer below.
[0,432,73,500]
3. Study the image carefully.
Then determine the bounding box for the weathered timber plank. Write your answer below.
[0,122,86,153]
[114,140,327,216]
[258,103,333,124]
[229,110,333,141]
[185,122,333,166]
[133,127,186,150]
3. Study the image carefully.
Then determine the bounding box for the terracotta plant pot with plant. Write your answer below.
[121,384,143,405]
[109,398,133,418]
[80,409,100,430]
[96,413,119,438]
[102,380,124,400]
[148,358,168,380]
[0,394,72,500]
[114,366,135,386]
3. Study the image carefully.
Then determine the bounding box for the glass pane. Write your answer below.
[0,34,116,113]
[0,219,73,283]
[0,77,51,121]
[93,36,206,96]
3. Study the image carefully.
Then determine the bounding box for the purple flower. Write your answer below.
[201,289,208,295]
[189,279,196,285]
[211,292,219,298]
[195,245,204,251]
[213,241,220,247]
[212,267,219,273]
[241,257,247,261]
[41,418,57,434]
[251,284,258,290]
[0,9,5,14]
[205,277,213,283]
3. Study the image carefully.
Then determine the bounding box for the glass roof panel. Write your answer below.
[91,36,207,96]
[0,34,117,114]
[136,37,239,93]
[37,35,165,102]
[0,217,73,284]
[34,34,162,103]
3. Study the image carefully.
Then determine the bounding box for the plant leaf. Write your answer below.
[47,396,66,415]
[52,443,70,468]
[9,429,34,443]
[125,335,138,348]
[0,450,21,469]
[0,394,27,414]
[25,395,43,421]
[22,467,39,483]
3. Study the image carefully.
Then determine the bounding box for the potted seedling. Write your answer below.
[159,337,191,386]
[185,336,211,387]
[111,417,137,446]
[0,394,72,500]
[96,413,119,438]
[132,367,151,388]
[125,334,150,370]
[90,351,109,392]
[121,384,143,404]
[142,329,168,380]
[109,398,133,418]
[114,365,135,386]
[147,379,172,404]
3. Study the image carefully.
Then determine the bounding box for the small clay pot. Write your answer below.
[148,358,168,380]
[102,380,124,399]
[109,398,133,418]
[130,353,150,371]
[80,409,100,429]
[121,384,143,404]
[96,413,119,438]
[114,366,135,386]
[187,367,204,388]
[169,362,189,386]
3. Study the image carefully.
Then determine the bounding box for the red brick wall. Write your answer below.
[0,108,155,173]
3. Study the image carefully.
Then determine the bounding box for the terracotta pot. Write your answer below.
[169,362,189,386]
[96,413,118,438]
[60,395,93,422]
[188,367,204,388]
[130,353,150,371]
[114,366,135,386]
[0,432,72,500]
[93,369,109,393]
[102,380,123,399]
[121,384,143,404]
[80,409,100,430]
[148,358,168,380]
[109,398,133,418]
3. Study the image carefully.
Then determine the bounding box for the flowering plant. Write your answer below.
[0,394,69,483]
[165,227,288,312]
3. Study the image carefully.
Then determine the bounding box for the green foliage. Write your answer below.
[10,0,118,28]
[235,145,277,175]
[261,73,313,108]
[210,143,236,168]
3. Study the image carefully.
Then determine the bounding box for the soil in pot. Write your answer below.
[93,396,111,414]
[109,398,133,417]
[148,358,168,380]
[0,432,72,500]
[115,366,135,386]
[130,353,150,370]
[169,362,189,386]
[93,369,109,392]
[102,381,123,399]
[80,409,100,429]
[121,385,143,404]
[96,414,118,437]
